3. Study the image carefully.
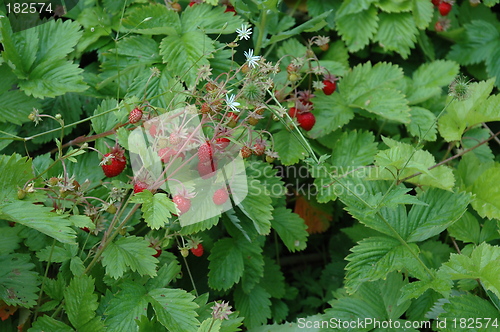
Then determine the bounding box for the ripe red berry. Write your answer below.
[189,1,196,6]
[288,107,299,118]
[215,137,230,150]
[198,142,214,163]
[198,161,217,179]
[253,143,265,156]
[190,243,204,257]
[241,145,252,158]
[173,195,191,215]
[224,5,236,14]
[101,147,126,177]
[431,0,441,6]
[438,1,452,15]
[129,108,143,124]
[133,181,148,193]
[297,112,316,131]
[322,80,336,95]
[213,188,229,205]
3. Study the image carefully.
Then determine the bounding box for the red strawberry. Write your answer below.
[189,1,196,6]
[224,5,236,14]
[322,80,336,95]
[241,146,252,158]
[133,181,148,193]
[288,107,299,118]
[213,188,229,205]
[215,137,230,149]
[253,143,265,156]
[198,142,214,163]
[438,1,452,15]
[198,161,217,179]
[129,108,143,123]
[173,195,191,215]
[431,0,441,6]
[101,146,126,177]
[297,112,316,131]
[190,243,204,257]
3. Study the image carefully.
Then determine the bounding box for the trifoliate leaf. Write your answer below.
[408,60,460,104]
[438,294,500,329]
[148,288,199,332]
[307,92,354,139]
[64,276,100,330]
[331,130,378,167]
[406,107,437,141]
[271,207,308,252]
[0,201,76,244]
[160,31,215,87]
[470,164,500,220]
[181,3,243,34]
[406,189,470,242]
[371,137,455,190]
[336,5,378,52]
[101,236,158,279]
[138,192,174,229]
[105,282,149,331]
[273,129,309,165]
[345,236,424,293]
[237,179,273,235]
[0,253,40,307]
[374,13,417,59]
[438,79,498,142]
[441,243,500,299]
[208,238,244,290]
[122,3,180,35]
[234,285,271,329]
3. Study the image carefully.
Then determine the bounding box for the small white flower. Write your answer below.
[225,92,240,113]
[236,24,252,40]
[244,49,261,68]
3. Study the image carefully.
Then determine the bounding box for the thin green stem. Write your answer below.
[254,10,268,56]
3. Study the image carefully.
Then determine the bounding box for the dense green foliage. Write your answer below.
[1,0,500,331]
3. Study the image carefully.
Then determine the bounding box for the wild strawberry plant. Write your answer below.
[1,0,500,331]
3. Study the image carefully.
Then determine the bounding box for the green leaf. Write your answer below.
[181,4,243,34]
[408,60,460,104]
[30,315,74,332]
[0,201,76,244]
[101,236,158,279]
[37,244,74,263]
[308,92,354,139]
[148,288,199,332]
[0,226,20,254]
[371,137,455,190]
[273,129,309,165]
[0,154,33,202]
[64,276,100,330]
[122,3,180,35]
[331,130,378,167]
[91,99,120,134]
[470,164,500,219]
[0,253,40,307]
[441,243,500,300]
[438,79,498,142]
[271,207,308,252]
[105,282,149,331]
[139,192,174,229]
[260,257,286,299]
[412,0,434,29]
[447,212,481,244]
[238,239,264,293]
[238,179,273,235]
[406,188,470,242]
[234,285,271,329]
[208,238,244,291]
[345,236,425,293]
[438,294,500,331]
[336,5,379,52]
[405,107,437,141]
[160,31,215,87]
[374,13,417,59]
